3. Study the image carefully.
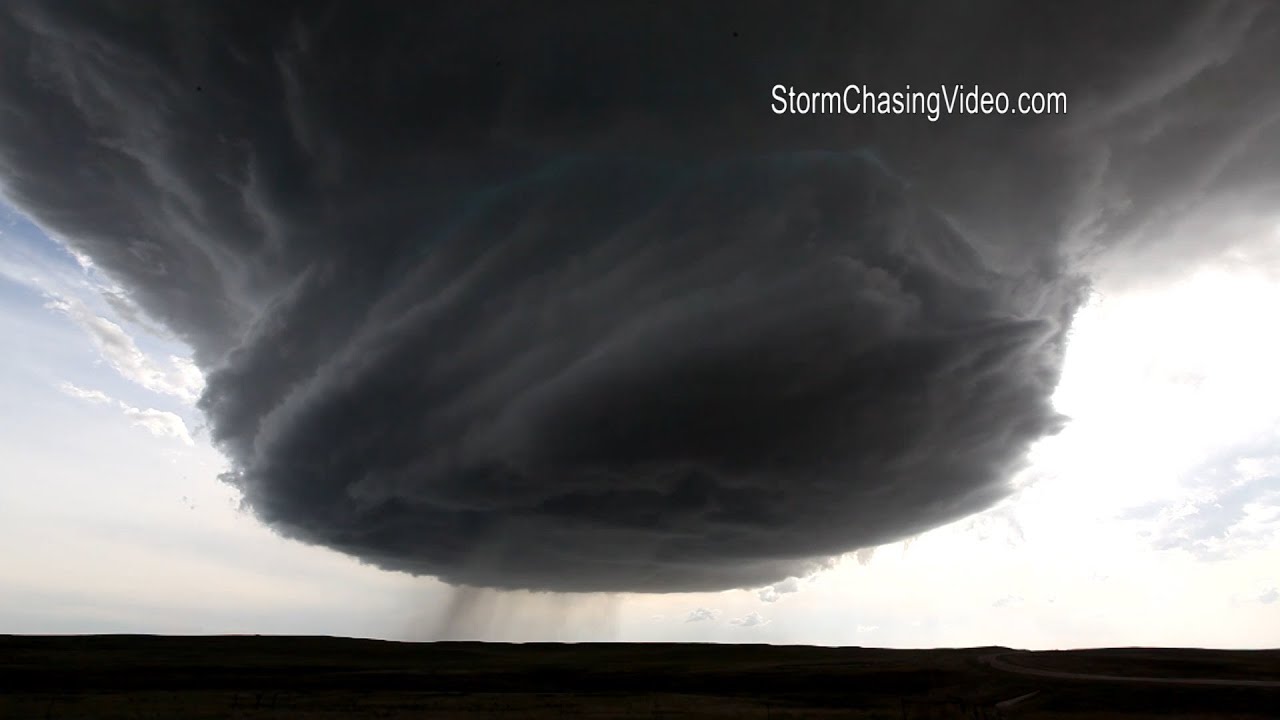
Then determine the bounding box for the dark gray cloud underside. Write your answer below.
[1,1,1278,591]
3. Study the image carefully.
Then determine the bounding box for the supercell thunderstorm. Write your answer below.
[1,2,1278,591]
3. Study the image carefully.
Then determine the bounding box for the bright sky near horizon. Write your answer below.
[3,197,1277,649]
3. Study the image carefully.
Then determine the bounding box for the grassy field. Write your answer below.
[1,635,1277,718]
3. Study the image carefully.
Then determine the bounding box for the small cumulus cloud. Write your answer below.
[1260,588,1279,604]
[685,608,719,623]
[65,245,94,272]
[993,594,1026,608]
[45,295,204,403]
[57,382,112,405]
[56,382,193,445]
[757,576,800,603]
[729,612,769,628]
[121,407,194,445]
[855,624,879,634]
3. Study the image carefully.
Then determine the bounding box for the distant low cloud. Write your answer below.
[57,382,192,445]
[1260,588,1279,604]
[728,612,769,628]
[855,624,879,634]
[685,608,719,623]
[993,594,1026,608]
[854,548,876,566]
[757,577,800,603]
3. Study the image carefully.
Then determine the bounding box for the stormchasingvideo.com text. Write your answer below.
[771,84,1067,122]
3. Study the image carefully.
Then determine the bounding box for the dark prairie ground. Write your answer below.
[1,636,1278,719]
[999,648,1280,682]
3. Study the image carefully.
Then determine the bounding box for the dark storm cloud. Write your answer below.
[2,1,1279,591]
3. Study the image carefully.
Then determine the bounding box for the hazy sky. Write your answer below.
[2,2,1279,648]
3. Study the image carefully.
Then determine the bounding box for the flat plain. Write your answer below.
[1,635,1277,719]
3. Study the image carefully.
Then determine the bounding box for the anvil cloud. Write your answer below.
[1,2,1277,592]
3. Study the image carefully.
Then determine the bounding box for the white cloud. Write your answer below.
[684,607,719,623]
[757,576,800,603]
[855,624,879,634]
[67,247,94,272]
[1127,442,1280,561]
[57,382,113,405]
[1260,588,1279,604]
[966,506,1026,547]
[728,612,769,628]
[56,382,192,445]
[121,407,193,446]
[993,594,1026,608]
[45,295,203,403]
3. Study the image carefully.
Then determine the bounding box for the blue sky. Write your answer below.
[2,196,1279,647]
